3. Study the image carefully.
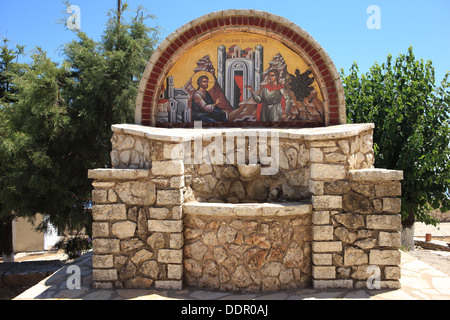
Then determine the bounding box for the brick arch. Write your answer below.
[136,9,345,127]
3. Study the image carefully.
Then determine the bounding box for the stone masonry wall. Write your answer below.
[89,123,403,291]
[311,169,403,289]
[182,203,312,292]
[88,165,184,290]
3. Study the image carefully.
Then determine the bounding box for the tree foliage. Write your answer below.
[341,46,450,226]
[0,5,160,233]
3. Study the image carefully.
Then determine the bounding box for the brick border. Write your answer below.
[135,9,346,127]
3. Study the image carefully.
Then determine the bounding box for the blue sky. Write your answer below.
[1,0,449,83]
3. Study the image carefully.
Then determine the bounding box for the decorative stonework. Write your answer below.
[88,10,403,292]
[135,10,345,127]
[88,124,403,291]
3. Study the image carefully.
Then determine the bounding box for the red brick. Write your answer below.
[174,38,183,48]
[200,23,208,32]
[143,95,152,103]
[231,17,237,25]
[259,18,266,28]
[329,106,339,112]
[315,58,325,68]
[237,17,243,25]
[270,22,278,31]
[194,26,202,35]
[329,118,339,125]
[142,119,151,126]
[328,92,337,100]
[318,64,327,72]
[212,19,219,28]
[329,100,338,107]
[327,86,337,94]
[286,29,294,39]
[142,101,152,110]
[155,60,165,70]
[161,51,171,61]
[325,80,335,89]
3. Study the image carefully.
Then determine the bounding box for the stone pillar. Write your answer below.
[88,159,184,289]
[310,167,403,289]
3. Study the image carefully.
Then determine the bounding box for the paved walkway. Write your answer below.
[12,251,450,300]
[10,222,450,300]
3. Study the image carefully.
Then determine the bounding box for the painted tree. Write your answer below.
[341,47,450,235]
[0,5,160,241]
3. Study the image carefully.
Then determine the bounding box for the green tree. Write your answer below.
[0,4,159,236]
[0,39,26,259]
[341,46,450,229]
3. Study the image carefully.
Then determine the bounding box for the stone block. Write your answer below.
[163,143,184,160]
[148,220,183,233]
[366,214,401,231]
[312,211,330,225]
[309,148,323,162]
[348,169,403,181]
[111,221,137,239]
[375,182,401,197]
[92,204,127,221]
[382,198,402,213]
[93,238,120,254]
[92,189,108,203]
[92,255,114,269]
[384,266,401,280]
[309,180,324,195]
[333,213,365,229]
[155,280,183,290]
[157,189,183,206]
[171,206,183,219]
[151,160,184,176]
[149,207,170,219]
[115,181,156,205]
[344,247,368,266]
[312,266,336,279]
[93,269,118,281]
[310,164,346,180]
[369,249,401,265]
[312,241,342,253]
[312,195,342,210]
[168,264,183,279]
[92,222,110,237]
[313,253,332,265]
[158,249,183,264]
[313,279,353,289]
[378,232,401,247]
[88,169,151,180]
[170,233,184,249]
[312,225,334,241]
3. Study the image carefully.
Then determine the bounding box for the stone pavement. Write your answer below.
[13,249,450,300]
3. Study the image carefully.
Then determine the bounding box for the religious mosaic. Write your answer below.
[157,32,324,126]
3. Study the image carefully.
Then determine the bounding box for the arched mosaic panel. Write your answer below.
[136,10,346,128]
